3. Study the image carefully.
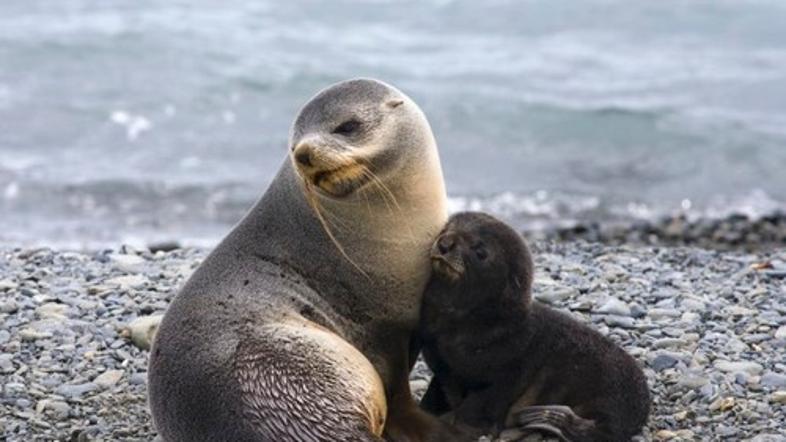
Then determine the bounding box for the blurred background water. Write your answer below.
[1,0,785,248]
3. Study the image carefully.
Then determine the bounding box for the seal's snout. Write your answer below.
[436,233,456,254]
[291,138,371,198]
[430,232,464,283]
[292,142,316,169]
[294,146,312,167]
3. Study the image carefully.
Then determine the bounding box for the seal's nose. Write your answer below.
[293,144,313,167]
[437,234,456,254]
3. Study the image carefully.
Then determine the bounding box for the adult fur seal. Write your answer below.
[419,212,650,442]
[148,79,467,441]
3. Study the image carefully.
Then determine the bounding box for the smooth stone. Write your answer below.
[677,375,710,389]
[35,302,68,319]
[651,353,679,371]
[630,303,647,318]
[55,382,98,398]
[534,287,577,304]
[655,430,677,440]
[0,300,19,313]
[105,274,148,290]
[771,391,786,404]
[5,382,26,394]
[715,425,738,437]
[724,306,757,316]
[708,396,735,412]
[129,373,147,385]
[36,399,70,419]
[601,264,626,281]
[648,308,681,320]
[714,360,763,375]
[760,372,786,388]
[125,315,164,350]
[0,279,17,291]
[655,429,694,440]
[681,298,706,311]
[775,325,786,340]
[652,338,687,349]
[595,297,632,317]
[750,435,786,442]
[148,241,181,253]
[603,315,636,329]
[110,254,146,273]
[18,328,53,341]
[94,369,123,388]
[699,383,716,398]
[725,338,749,353]
[27,319,66,334]
[743,333,772,344]
[0,354,15,373]
[680,311,700,323]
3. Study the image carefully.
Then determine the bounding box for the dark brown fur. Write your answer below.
[418,212,650,442]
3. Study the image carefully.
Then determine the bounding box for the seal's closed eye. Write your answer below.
[471,243,487,260]
[333,119,362,135]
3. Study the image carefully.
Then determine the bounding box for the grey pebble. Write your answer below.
[595,297,632,317]
[55,382,98,398]
[760,372,786,389]
[129,373,147,385]
[602,315,636,329]
[651,353,679,371]
[714,360,764,375]
[0,299,19,313]
[678,374,710,389]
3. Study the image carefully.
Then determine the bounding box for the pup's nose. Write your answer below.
[437,234,456,254]
[292,143,313,167]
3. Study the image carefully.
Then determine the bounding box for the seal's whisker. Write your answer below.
[302,180,370,279]
[316,200,351,231]
[363,171,395,214]
[359,166,420,242]
[360,166,402,212]
[362,186,373,218]
[358,167,397,216]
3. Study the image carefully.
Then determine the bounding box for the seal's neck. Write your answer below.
[231,150,447,321]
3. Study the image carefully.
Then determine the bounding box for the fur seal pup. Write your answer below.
[148,79,468,441]
[419,212,650,442]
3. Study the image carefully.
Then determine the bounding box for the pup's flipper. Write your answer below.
[514,405,597,442]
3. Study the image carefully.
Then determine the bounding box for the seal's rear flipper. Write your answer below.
[513,405,599,442]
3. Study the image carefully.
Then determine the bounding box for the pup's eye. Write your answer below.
[473,245,487,261]
[333,119,362,135]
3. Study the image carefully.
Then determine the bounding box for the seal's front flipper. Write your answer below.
[513,405,597,442]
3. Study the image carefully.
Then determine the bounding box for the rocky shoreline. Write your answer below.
[533,212,786,253]
[1,243,785,441]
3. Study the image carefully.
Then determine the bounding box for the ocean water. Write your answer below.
[1,0,785,248]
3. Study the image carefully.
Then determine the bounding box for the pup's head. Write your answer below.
[430,212,533,304]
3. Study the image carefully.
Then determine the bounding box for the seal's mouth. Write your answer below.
[293,151,374,198]
[310,162,373,198]
[430,254,464,283]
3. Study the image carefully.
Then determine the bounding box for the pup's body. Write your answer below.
[419,212,650,442]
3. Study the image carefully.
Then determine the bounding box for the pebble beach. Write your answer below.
[1,238,785,441]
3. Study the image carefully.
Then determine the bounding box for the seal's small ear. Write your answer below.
[386,99,404,109]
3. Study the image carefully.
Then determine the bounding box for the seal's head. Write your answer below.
[430,212,534,304]
[289,78,434,198]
